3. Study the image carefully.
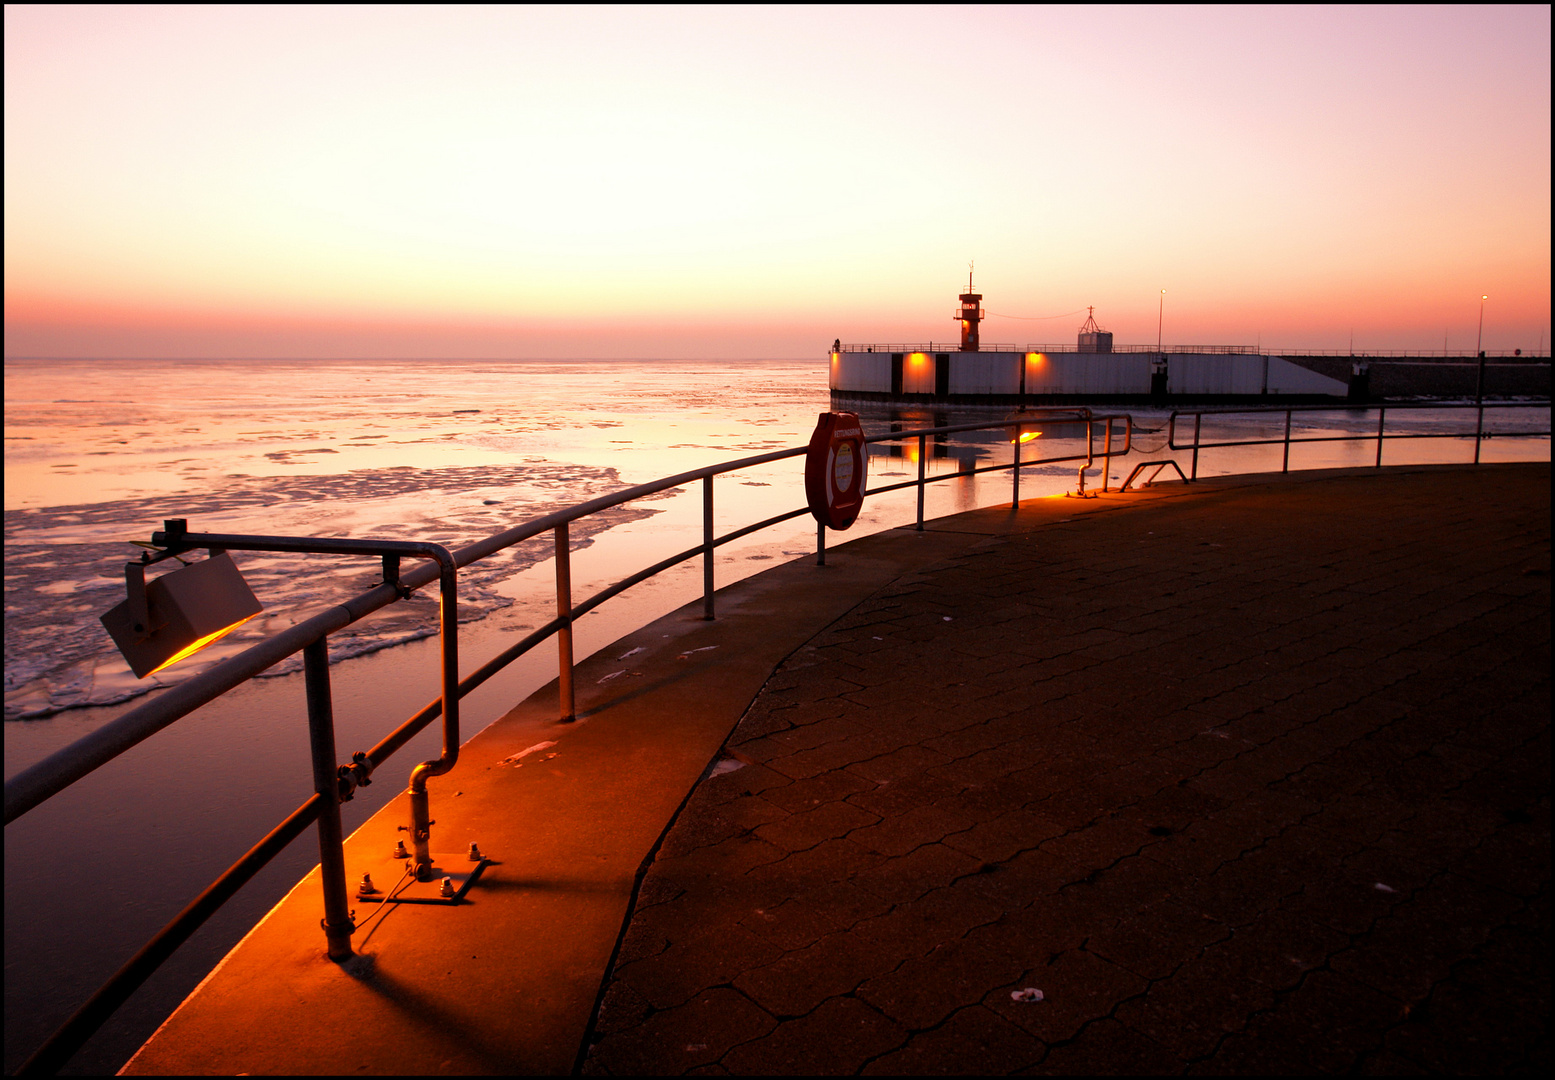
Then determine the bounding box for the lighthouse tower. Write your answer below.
[955,267,983,352]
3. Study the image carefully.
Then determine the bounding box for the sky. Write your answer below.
[4,5,1550,358]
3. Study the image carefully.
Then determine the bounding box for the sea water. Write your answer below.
[4,356,1548,1073]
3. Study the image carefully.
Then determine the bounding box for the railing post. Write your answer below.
[816,520,826,566]
[1191,413,1202,480]
[1376,407,1386,467]
[1101,419,1113,493]
[1475,344,1486,465]
[555,523,574,722]
[1282,409,1292,473]
[702,476,715,619]
[1012,425,1021,507]
[916,434,926,529]
[303,639,353,961]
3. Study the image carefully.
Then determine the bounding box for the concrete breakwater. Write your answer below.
[1281,355,1551,399]
[828,348,1549,405]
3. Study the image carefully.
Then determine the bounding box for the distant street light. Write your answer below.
[1476,294,1488,361]
[1157,289,1166,356]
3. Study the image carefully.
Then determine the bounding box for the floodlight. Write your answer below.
[100,552,262,678]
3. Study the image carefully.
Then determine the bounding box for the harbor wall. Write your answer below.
[829,350,1348,399]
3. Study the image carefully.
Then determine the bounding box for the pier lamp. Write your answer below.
[1003,408,1043,444]
[100,550,263,678]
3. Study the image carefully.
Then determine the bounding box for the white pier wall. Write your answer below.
[1171,355,1264,395]
[831,351,891,393]
[1027,353,1153,395]
[949,352,1022,394]
[829,350,1349,397]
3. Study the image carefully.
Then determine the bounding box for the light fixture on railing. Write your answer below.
[100,548,263,678]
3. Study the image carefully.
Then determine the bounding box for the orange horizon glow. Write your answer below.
[5,7,1549,358]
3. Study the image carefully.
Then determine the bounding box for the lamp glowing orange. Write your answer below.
[100,552,263,678]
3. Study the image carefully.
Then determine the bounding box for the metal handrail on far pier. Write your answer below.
[1168,400,1552,480]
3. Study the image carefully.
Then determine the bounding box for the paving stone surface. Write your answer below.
[583,466,1550,1075]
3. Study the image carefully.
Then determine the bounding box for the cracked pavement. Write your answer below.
[583,464,1550,1075]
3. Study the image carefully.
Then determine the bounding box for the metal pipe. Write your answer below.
[1012,423,1021,507]
[1476,293,1488,466]
[554,523,574,723]
[816,520,826,567]
[702,476,715,620]
[1283,409,1292,472]
[866,446,1135,497]
[1101,419,1113,493]
[304,640,354,959]
[154,531,461,886]
[1376,407,1387,468]
[1192,413,1202,480]
[916,434,926,529]
[14,794,324,1075]
[405,552,461,880]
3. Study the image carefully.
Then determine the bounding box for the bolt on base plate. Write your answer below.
[355,852,491,905]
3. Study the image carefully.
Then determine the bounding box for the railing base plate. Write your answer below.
[355,854,491,905]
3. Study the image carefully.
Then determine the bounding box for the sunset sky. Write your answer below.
[4,5,1550,358]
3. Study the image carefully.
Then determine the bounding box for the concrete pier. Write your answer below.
[123,463,1549,1075]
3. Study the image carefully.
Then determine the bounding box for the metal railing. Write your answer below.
[3,412,1133,1075]
[837,343,1021,354]
[1167,401,1552,479]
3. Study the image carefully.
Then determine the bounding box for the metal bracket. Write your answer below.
[320,912,357,934]
[124,561,150,640]
[382,555,413,599]
[335,752,373,802]
[355,854,491,905]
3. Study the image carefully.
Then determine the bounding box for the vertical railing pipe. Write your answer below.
[702,476,715,620]
[816,521,826,567]
[1282,409,1292,473]
[1475,347,1486,464]
[303,639,353,960]
[1376,407,1386,467]
[1191,413,1202,480]
[1012,424,1021,507]
[1101,418,1113,493]
[916,434,926,529]
[555,524,574,722]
